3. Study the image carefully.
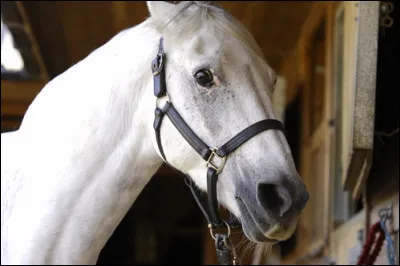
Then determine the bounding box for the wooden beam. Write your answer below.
[1,79,46,102]
[1,114,24,132]
[281,1,328,107]
[22,1,71,77]
[281,48,300,107]
[297,2,328,84]
[15,1,49,81]
[1,120,21,131]
[1,102,30,116]
[323,3,335,254]
[279,2,334,264]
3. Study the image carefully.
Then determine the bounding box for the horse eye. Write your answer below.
[194,69,214,88]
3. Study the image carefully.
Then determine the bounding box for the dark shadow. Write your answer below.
[279,89,302,258]
[97,169,205,265]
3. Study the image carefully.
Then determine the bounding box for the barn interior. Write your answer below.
[1,1,398,265]
[1,1,313,264]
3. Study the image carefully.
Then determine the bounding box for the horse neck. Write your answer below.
[6,23,164,264]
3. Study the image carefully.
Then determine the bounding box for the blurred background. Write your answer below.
[1,1,398,265]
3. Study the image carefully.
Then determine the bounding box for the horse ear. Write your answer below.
[146,1,176,19]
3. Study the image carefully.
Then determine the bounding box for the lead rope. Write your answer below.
[357,222,385,265]
[379,205,397,265]
[380,220,396,265]
[357,205,397,265]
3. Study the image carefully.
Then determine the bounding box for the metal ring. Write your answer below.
[206,147,227,174]
[209,220,231,240]
[381,2,394,14]
[380,16,394,28]
[156,93,170,108]
[223,235,233,250]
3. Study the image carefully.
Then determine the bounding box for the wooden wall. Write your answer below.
[12,2,396,265]
[1,1,49,132]
[276,1,399,265]
[2,1,314,132]
[21,1,314,77]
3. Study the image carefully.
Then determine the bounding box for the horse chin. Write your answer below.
[242,227,279,244]
[236,197,297,244]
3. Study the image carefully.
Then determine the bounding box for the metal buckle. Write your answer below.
[206,147,226,174]
[209,220,231,240]
[152,53,164,76]
[156,93,170,109]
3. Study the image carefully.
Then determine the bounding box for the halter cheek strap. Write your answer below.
[152,38,286,229]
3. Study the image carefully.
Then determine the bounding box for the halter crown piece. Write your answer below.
[151,38,286,265]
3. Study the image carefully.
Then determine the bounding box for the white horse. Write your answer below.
[1,1,309,264]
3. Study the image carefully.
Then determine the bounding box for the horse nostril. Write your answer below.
[257,183,292,217]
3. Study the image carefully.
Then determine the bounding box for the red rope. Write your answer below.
[357,222,385,265]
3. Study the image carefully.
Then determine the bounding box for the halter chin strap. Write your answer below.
[152,38,286,229]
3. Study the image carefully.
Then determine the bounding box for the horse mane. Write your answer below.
[147,1,266,61]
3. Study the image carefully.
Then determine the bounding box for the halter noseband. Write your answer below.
[151,38,285,264]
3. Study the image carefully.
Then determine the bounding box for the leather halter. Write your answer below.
[151,38,286,231]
